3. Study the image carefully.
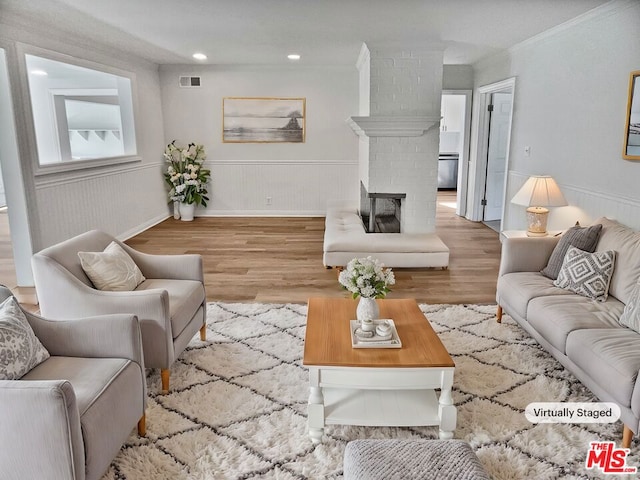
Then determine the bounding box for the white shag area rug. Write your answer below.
[102,303,637,480]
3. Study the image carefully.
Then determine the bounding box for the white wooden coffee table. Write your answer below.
[303,297,456,444]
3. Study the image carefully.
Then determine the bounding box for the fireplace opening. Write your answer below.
[360,182,405,233]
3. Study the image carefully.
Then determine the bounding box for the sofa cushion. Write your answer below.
[566,329,640,407]
[619,278,640,333]
[22,356,129,414]
[0,296,49,380]
[135,279,205,339]
[595,217,640,305]
[496,272,572,320]
[527,295,624,353]
[541,223,603,280]
[553,247,616,302]
[78,241,145,291]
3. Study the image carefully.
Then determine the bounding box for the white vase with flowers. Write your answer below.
[338,256,395,332]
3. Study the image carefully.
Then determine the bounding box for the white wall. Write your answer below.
[443,65,474,91]
[473,0,640,230]
[159,65,359,215]
[0,11,168,259]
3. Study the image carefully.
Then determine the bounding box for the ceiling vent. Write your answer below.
[179,76,201,88]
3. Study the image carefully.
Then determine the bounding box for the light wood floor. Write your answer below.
[126,193,502,304]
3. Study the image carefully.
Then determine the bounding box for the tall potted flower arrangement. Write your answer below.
[163,141,211,221]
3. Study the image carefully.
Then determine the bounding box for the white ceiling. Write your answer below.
[4,0,611,66]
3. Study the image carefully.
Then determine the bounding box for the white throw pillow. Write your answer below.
[78,241,145,291]
[619,278,640,333]
[554,246,616,302]
[0,296,50,380]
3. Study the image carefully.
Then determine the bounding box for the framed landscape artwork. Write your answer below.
[223,97,306,143]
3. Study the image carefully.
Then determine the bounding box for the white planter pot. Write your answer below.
[179,202,195,221]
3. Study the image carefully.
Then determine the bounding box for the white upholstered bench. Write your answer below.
[323,204,450,269]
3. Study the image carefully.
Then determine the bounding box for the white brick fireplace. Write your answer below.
[348,43,444,233]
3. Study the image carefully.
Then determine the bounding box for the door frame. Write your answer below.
[468,77,516,222]
[441,89,472,218]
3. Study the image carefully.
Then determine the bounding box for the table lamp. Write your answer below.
[511,175,567,236]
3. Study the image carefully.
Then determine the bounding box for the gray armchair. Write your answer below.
[31,230,207,393]
[0,286,146,480]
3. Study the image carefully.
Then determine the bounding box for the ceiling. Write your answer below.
[3,0,611,66]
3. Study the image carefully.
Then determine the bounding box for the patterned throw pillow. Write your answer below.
[619,278,640,333]
[541,224,603,280]
[78,241,145,291]
[0,296,50,380]
[554,246,616,302]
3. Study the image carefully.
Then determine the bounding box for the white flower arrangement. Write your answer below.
[338,256,395,299]
[163,141,211,206]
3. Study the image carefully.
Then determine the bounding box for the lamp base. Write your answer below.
[525,206,549,237]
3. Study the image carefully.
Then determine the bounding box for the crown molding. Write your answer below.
[473,0,634,69]
[347,116,441,137]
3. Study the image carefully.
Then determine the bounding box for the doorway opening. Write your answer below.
[470,78,516,232]
[440,90,472,219]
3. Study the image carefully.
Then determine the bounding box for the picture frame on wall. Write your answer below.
[623,71,640,160]
[222,97,306,143]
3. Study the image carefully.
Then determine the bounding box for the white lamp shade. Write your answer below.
[511,175,568,207]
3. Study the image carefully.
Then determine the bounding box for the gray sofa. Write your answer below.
[496,217,640,447]
[0,286,146,480]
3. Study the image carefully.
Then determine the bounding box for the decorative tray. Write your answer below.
[350,319,402,348]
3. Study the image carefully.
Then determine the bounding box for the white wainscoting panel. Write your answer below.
[504,171,640,232]
[202,160,359,216]
[35,162,168,247]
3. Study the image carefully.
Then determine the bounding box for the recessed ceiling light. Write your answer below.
[30,69,48,76]
[287,54,301,61]
[192,53,207,61]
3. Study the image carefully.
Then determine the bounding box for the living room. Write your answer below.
[1,0,640,478]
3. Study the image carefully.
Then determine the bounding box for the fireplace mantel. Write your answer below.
[347,115,441,137]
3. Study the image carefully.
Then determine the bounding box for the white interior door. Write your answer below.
[483,92,512,221]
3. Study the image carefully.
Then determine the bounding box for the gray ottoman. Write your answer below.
[343,439,490,480]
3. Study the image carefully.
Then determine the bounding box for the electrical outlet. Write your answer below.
[524,146,531,156]
[266,196,272,205]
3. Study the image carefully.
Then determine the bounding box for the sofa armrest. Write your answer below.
[119,243,203,282]
[26,313,145,367]
[0,380,84,480]
[498,236,560,276]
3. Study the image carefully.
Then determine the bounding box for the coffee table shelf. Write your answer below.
[323,388,440,427]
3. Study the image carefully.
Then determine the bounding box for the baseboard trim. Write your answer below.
[118,213,170,241]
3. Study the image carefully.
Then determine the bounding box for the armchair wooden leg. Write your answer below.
[497,305,503,323]
[161,369,170,394]
[623,424,633,448]
[200,323,207,341]
[137,414,146,436]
